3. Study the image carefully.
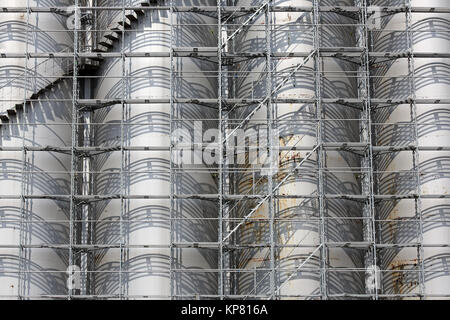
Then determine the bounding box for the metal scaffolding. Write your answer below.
[0,0,449,299]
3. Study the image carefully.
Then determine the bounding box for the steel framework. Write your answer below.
[0,0,449,299]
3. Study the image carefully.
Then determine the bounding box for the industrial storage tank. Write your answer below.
[0,0,73,300]
[371,0,450,298]
[93,0,219,298]
[232,0,365,298]
[0,0,73,114]
[0,79,73,299]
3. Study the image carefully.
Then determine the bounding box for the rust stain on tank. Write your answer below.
[249,257,269,263]
[387,208,400,242]
[390,259,419,294]
[279,198,297,212]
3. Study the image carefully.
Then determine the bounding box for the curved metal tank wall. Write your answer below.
[233,0,364,298]
[371,0,450,299]
[0,0,73,114]
[93,0,219,298]
[0,79,73,299]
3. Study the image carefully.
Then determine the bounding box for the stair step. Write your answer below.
[95,44,111,53]
[126,10,138,21]
[104,31,120,41]
[6,109,16,117]
[133,7,145,15]
[118,17,132,28]
[0,115,9,122]
[99,38,114,48]
[111,25,125,33]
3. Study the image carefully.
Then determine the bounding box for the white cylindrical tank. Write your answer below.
[93,0,219,298]
[0,0,73,114]
[233,0,364,298]
[371,0,450,298]
[0,79,73,299]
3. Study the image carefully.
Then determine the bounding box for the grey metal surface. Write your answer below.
[0,0,448,300]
